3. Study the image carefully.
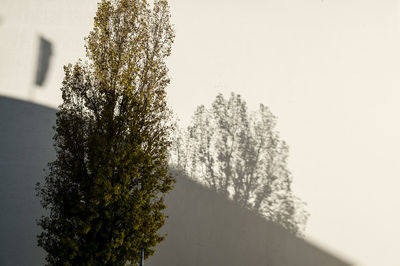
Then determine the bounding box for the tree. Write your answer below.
[36,0,175,264]
[170,93,308,234]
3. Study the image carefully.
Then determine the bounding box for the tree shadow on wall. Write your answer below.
[170,92,309,234]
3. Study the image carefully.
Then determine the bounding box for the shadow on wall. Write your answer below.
[0,97,55,266]
[148,169,352,266]
[35,36,53,86]
[0,96,352,266]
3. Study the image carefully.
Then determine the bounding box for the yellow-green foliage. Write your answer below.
[36,0,175,265]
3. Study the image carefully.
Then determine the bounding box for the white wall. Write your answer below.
[4,1,400,265]
[0,0,96,107]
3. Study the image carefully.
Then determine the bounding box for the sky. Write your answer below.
[1,0,400,265]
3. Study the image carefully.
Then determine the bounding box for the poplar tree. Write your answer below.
[36,0,175,265]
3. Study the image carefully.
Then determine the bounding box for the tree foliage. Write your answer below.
[170,93,308,234]
[36,0,175,265]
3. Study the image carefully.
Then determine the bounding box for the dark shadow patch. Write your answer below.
[0,96,56,266]
[148,167,353,266]
[35,36,53,86]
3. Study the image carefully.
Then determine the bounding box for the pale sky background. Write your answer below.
[1,1,400,265]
